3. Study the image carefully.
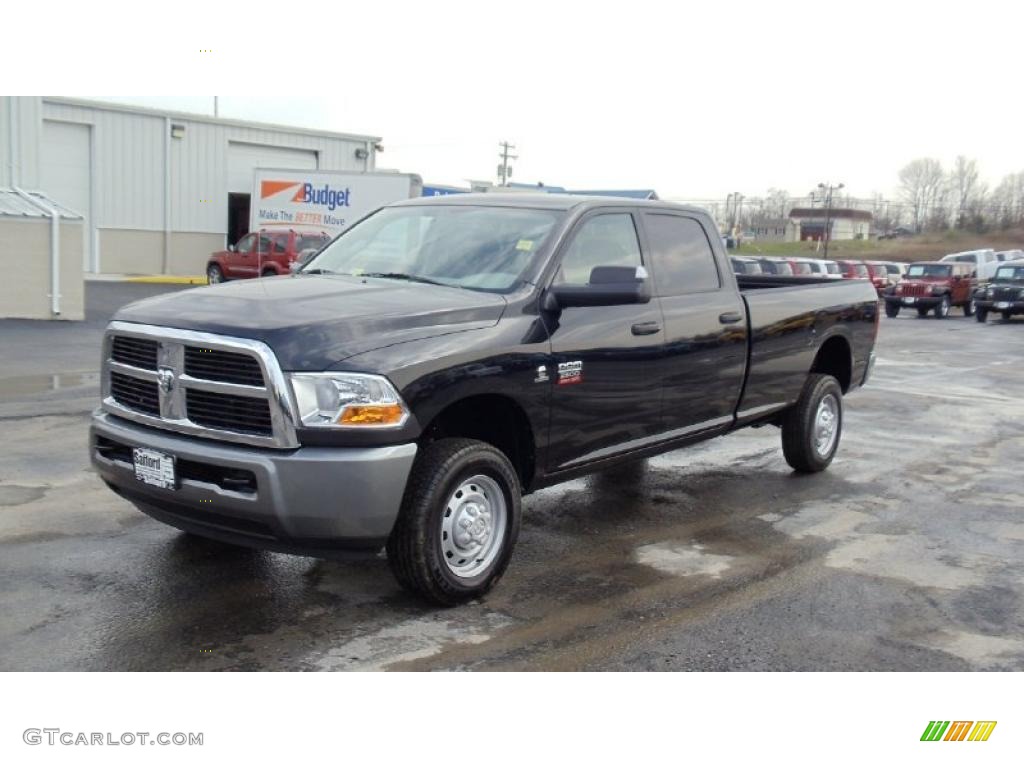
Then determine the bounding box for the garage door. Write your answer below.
[40,120,92,270]
[227,143,317,193]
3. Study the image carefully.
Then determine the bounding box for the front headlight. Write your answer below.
[289,372,409,428]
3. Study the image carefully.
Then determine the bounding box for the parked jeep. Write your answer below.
[975,261,1024,322]
[884,262,976,318]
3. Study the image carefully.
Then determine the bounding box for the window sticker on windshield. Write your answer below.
[516,239,535,251]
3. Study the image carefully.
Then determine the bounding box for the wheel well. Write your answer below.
[811,336,852,393]
[421,395,535,490]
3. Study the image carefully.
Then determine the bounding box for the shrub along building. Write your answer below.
[1,96,382,277]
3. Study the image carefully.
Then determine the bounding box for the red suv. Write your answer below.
[207,229,330,284]
[862,262,889,295]
[884,261,976,318]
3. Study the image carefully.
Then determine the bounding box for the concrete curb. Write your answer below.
[85,274,207,285]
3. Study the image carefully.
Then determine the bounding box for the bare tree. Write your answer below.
[949,156,980,228]
[898,158,945,232]
[991,172,1024,228]
[765,188,789,219]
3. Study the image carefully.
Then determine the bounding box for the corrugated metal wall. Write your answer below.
[39,98,377,236]
[1,96,43,188]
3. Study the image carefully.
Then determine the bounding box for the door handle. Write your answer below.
[631,321,661,336]
[719,312,743,324]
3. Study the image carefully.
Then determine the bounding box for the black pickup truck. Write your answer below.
[90,195,879,604]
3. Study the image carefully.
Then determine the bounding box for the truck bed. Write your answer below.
[733,275,879,424]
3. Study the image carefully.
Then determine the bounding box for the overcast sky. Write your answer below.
[32,0,1020,202]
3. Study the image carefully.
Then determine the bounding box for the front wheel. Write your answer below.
[934,294,951,318]
[260,267,277,278]
[916,306,930,317]
[963,297,975,317]
[781,374,843,473]
[387,438,521,605]
[976,309,988,323]
[207,263,225,284]
[1002,311,1012,321]
[885,303,900,318]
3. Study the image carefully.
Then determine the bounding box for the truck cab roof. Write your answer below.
[388,192,706,216]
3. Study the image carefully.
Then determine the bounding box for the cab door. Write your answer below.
[639,212,747,434]
[543,210,666,471]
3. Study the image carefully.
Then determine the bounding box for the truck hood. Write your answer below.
[113,274,507,370]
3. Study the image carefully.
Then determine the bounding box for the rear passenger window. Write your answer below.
[644,214,721,295]
[556,213,642,284]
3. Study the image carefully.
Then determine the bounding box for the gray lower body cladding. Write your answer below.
[90,410,417,551]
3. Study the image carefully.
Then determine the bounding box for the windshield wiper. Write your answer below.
[302,268,337,275]
[359,272,446,286]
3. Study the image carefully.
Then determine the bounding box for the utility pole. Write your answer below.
[213,96,219,118]
[497,141,517,186]
[817,181,844,259]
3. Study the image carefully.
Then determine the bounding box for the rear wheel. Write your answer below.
[976,309,988,323]
[387,438,521,605]
[963,297,975,317]
[885,303,900,318]
[781,374,843,473]
[206,263,225,284]
[934,294,950,318]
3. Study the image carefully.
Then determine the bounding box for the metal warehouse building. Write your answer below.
[1,97,381,275]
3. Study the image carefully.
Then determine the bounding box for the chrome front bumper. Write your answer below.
[90,410,417,551]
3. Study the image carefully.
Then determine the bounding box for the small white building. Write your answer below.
[0,188,84,320]
[1,97,381,275]
[788,207,872,241]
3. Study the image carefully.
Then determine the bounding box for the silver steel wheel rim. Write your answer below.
[814,394,840,457]
[440,474,507,579]
[207,267,221,283]
[940,297,949,316]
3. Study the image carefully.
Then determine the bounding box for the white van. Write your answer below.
[940,249,999,280]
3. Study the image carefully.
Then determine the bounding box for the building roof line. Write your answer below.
[43,96,383,144]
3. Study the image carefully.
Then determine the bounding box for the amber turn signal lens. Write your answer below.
[338,403,406,426]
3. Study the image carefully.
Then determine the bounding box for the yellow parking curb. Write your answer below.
[125,275,207,285]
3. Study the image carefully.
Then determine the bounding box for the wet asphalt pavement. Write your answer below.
[1,282,1023,671]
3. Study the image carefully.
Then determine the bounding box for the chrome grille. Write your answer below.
[184,346,264,386]
[101,322,299,449]
[110,371,161,416]
[111,336,158,370]
[185,389,273,435]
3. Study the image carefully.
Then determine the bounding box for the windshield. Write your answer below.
[763,260,793,275]
[995,266,1024,281]
[792,262,812,275]
[825,262,840,274]
[305,205,562,292]
[884,264,900,275]
[907,264,951,278]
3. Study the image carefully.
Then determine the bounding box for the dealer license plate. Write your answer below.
[996,302,1010,310]
[133,447,176,490]
[902,297,916,305]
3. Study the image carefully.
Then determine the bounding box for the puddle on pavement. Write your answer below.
[0,372,99,401]
[635,541,735,578]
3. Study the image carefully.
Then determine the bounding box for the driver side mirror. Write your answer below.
[544,265,651,311]
[228,244,236,252]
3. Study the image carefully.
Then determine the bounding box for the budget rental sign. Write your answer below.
[251,170,421,235]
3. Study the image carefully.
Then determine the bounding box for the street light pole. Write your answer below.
[817,182,844,260]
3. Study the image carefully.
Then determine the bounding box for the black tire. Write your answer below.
[387,438,521,605]
[781,373,843,474]
[976,309,988,323]
[1002,311,1012,321]
[916,306,929,317]
[260,267,277,278]
[884,303,900,318]
[934,294,950,318]
[963,297,975,317]
[207,263,225,284]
